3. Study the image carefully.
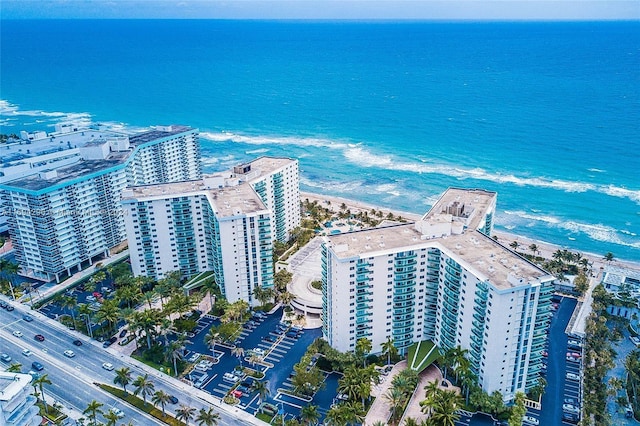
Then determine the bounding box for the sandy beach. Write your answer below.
[301,191,640,274]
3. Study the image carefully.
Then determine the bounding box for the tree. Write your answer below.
[299,404,320,426]
[0,258,20,299]
[152,390,171,416]
[508,391,527,426]
[528,244,538,256]
[573,272,590,296]
[61,295,78,324]
[78,303,94,338]
[114,367,132,394]
[176,404,196,426]
[167,339,185,376]
[381,336,397,366]
[204,327,220,360]
[385,387,405,421]
[32,374,52,413]
[509,241,520,252]
[103,410,120,426]
[132,374,155,405]
[195,407,219,426]
[232,346,245,367]
[7,362,22,373]
[95,299,120,333]
[355,337,372,367]
[603,252,615,263]
[83,400,104,426]
[253,380,270,406]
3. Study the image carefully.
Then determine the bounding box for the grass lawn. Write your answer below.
[98,383,186,426]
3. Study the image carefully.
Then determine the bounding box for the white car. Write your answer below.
[630,336,640,347]
[523,416,539,425]
[110,408,125,418]
[102,362,114,371]
[63,350,76,358]
[13,330,23,338]
[22,348,33,356]
[563,403,580,413]
[566,372,580,381]
[253,348,265,356]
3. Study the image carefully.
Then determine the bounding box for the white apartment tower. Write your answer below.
[0,372,42,426]
[322,188,554,401]
[122,157,300,305]
[0,125,201,282]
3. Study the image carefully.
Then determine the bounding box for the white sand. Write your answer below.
[301,191,640,274]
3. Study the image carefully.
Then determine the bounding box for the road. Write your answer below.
[0,298,264,426]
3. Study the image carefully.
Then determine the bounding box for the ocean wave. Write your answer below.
[245,148,269,155]
[375,183,401,197]
[199,131,350,150]
[502,210,640,249]
[587,168,606,173]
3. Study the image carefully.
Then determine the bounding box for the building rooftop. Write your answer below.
[0,372,31,402]
[233,156,296,182]
[122,178,268,218]
[325,188,551,291]
[0,125,195,192]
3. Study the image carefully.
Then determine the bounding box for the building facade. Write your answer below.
[122,157,299,305]
[322,188,554,401]
[0,125,201,281]
[0,372,41,426]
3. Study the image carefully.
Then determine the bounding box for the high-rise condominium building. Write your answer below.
[0,372,42,426]
[322,188,554,401]
[0,125,200,282]
[122,157,300,305]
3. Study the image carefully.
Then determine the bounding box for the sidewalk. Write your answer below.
[365,360,407,425]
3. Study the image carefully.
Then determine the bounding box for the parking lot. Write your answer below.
[181,307,329,422]
[529,296,581,426]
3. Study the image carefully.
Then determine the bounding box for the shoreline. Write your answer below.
[301,191,640,274]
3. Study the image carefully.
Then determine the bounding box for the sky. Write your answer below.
[1,0,639,20]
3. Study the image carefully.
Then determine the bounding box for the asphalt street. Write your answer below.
[0,297,264,426]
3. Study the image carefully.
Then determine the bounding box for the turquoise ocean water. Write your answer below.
[1,20,639,261]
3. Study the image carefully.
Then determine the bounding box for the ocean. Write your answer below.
[1,19,639,262]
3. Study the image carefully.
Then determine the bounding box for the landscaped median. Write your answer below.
[97,383,186,426]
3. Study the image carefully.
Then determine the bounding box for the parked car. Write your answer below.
[31,361,44,371]
[6,305,14,311]
[564,397,578,405]
[34,334,45,342]
[567,339,582,347]
[563,404,580,413]
[630,336,640,347]
[119,329,128,338]
[523,416,539,425]
[263,335,277,343]
[562,412,580,424]
[63,350,76,358]
[102,362,114,371]
[566,372,580,381]
[231,389,243,398]
[168,395,179,404]
[0,300,7,308]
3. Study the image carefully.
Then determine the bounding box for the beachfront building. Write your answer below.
[322,188,555,401]
[0,371,42,426]
[0,125,201,282]
[122,157,299,305]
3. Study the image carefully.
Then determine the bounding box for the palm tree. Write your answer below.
[253,380,270,406]
[324,404,347,426]
[78,303,94,338]
[381,336,397,366]
[32,374,52,413]
[114,367,132,394]
[604,252,615,263]
[204,327,220,360]
[176,404,196,426]
[385,387,405,421]
[61,295,78,324]
[299,404,320,426]
[509,241,520,252]
[132,374,155,405]
[95,299,120,334]
[103,410,120,426]
[355,337,372,367]
[7,362,22,372]
[278,290,295,309]
[423,379,440,414]
[195,407,219,426]
[167,339,185,376]
[231,346,245,367]
[152,390,171,416]
[0,258,20,299]
[83,400,104,426]
[529,244,539,256]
